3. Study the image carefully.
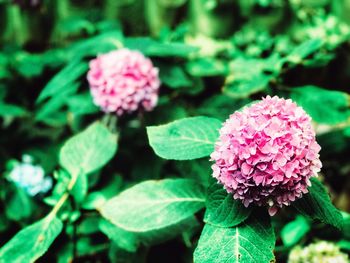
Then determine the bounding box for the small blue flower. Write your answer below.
[7,155,52,196]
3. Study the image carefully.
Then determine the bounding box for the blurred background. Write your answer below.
[1,0,350,262]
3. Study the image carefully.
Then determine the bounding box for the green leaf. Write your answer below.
[37,59,88,103]
[285,38,323,64]
[147,116,221,160]
[223,73,271,99]
[100,179,205,233]
[0,215,63,263]
[68,30,123,59]
[204,180,252,228]
[281,216,310,247]
[292,178,343,230]
[290,86,350,124]
[124,37,198,58]
[66,92,99,115]
[158,63,193,89]
[186,58,229,77]
[99,219,139,252]
[59,122,118,177]
[194,210,275,263]
[35,82,80,122]
[0,103,27,118]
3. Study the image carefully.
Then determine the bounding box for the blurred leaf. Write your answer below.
[285,38,324,64]
[71,173,88,204]
[5,187,32,221]
[59,122,118,177]
[99,219,139,252]
[35,82,80,122]
[158,63,193,89]
[37,59,88,103]
[224,73,271,99]
[0,103,27,118]
[290,86,350,124]
[198,95,251,120]
[186,58,229,77]
[292,178,343,230]
[204,180,252,227]
[0,215,63,262]
[124,37,198,58]
[68,30,123,59]
[281,216,311,247]
[66,92,99,115]
[194,210,275,263]
[147,116,221,160]
[100,179,205,233]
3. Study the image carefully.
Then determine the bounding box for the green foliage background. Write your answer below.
[0,0,350,262]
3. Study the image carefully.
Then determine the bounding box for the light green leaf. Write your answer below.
[0,215,63,263]
[292,178,343,230]
[204,180,252,228]
[59,122,118,177]
[100,179,205,233]
[281,216,310,247]
[290,86,350,124]
[37,59,88,103]
[147,116,221,160]
[194,210,275,263]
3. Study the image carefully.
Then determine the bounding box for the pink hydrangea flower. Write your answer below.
[210,96,322,216]
[87,49,160,116]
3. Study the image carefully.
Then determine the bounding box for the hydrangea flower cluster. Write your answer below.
[87,48,160,116]
[288,241,349,263]
[211,96,322,215]
[7,155,52,196]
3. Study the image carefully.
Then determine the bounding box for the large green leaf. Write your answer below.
[0,215,63,263]
[290,86,350,124]
[147,116,221,160]
[292,178,343,230]
[100,179,205,232]
[37,59,88,103]
[59,122,118,177]
[194,210,275,263]
[204,180,252,228]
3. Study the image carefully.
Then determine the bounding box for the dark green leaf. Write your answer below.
[37,59,88,103]
[292,178,343,230]
[204,181,252,228]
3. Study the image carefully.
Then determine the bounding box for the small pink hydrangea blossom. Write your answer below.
[210,96,322,216]
[87,49,160,116]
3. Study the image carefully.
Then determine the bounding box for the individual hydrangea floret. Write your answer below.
[210,96,322,216]
[87,48,160,116]
[7,155,52,196]
[288,241,349,263]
